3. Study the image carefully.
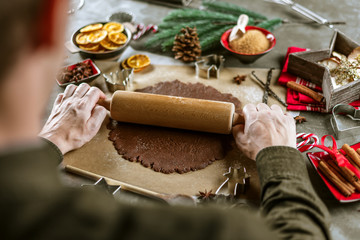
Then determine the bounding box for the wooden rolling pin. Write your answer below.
[98,91,244,134]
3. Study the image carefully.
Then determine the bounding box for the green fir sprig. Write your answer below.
[158,20,209,30]
[145,27,184,48]
[163,9,238,22]
[200,25,231,51]
[161,24,229,52]
[202,1,268,20]
[146,2,282,54]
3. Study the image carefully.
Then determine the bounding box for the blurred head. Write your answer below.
[0,0,68,145]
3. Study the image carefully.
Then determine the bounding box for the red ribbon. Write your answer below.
[314,135,360,178]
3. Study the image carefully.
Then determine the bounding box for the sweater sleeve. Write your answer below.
[2,141,329,240]
[0,140,280,240]
[256,146,332,240]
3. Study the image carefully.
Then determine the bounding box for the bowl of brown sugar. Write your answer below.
[221,26,276,63]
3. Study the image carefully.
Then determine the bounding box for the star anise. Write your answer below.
[233,74,246,85]
[197,189,216,201]
[294,116,307,124]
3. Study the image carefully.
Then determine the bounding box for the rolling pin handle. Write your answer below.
[232,113,245,126]
[97,98,111,111]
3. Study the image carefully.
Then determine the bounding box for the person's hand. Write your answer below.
[233,103,296,160]
[39,84,107,155]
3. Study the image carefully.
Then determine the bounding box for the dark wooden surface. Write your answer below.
[52,1,360,239]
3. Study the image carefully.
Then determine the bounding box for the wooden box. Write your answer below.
[287,30,360,111]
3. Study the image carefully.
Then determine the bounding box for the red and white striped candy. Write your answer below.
[296,133,319,152]
[133,24,158,40]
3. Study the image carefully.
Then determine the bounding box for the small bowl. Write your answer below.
[220,26,276,64]
[56,59,101,87]
[71,21,132,60]
[108,11,135,23]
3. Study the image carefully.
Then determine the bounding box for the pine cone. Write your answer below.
[172,27,201,62]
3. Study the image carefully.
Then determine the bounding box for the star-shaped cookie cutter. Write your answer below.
[103,68,134,92]
[195,54,224,79]
[215,166,251,197]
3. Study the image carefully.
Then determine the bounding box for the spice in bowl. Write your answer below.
[56,59,100,87]
[58,61,93,84]
[229,29,270,54]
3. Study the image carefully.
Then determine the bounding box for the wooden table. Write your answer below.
[52,1,360,239]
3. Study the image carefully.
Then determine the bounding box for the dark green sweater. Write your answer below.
[0,140,331,239]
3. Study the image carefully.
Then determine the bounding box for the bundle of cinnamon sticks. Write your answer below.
[318,144,360,197]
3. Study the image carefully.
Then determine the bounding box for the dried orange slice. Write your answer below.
[87,30,108,44]
[95,45,106,53]
[127,54,151,69]
[75,32,90,45]
[133,67,146,73]
[100,37,121,50]
[121,59,131,69]
[80,23,103,33]
[103,22,124,33]
[79,43,100,51]
[108,32,127,45]
[121,57,148,72]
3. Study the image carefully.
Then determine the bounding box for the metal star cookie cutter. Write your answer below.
[103,68,134,92]
[215,166,251,197]
[195,54,224,79]
[330,104,360,139]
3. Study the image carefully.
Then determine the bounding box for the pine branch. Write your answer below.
[161,38,176,52]
[158,20,209,31]
[147,19,233,49]
[256,18,282,31]
[145,27,183,48]
[200,26,230,52]
[163,9,238,22]
[202,1,268,20]
[161,24,229,52]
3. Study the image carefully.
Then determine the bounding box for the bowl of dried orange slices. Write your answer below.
[71,22,131,59]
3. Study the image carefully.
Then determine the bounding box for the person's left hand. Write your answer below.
[39,84,107,155]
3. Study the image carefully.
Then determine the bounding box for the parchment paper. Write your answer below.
[63,62,285,200]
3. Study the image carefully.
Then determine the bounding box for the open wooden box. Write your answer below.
[287,30,360,111]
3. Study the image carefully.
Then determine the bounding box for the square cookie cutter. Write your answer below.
[330,104,360,139]
[103,68,134,92]
[195,54,224,79]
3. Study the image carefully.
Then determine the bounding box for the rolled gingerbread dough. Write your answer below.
[107,80,242,174]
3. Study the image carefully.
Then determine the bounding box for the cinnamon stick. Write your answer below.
[326,160,355,192]
[330,161,360,192]
[356,148,360,155]
[318,161,353,197]
[340,166,360,182]
[342,144,360,168]
[356,148,360,160]
[286,81,324,103]
[346,156,360,172]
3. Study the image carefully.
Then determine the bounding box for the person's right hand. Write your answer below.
[232,103,296,160]
[39,84,107,155]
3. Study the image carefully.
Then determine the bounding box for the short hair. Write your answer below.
[0,0,45,81]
